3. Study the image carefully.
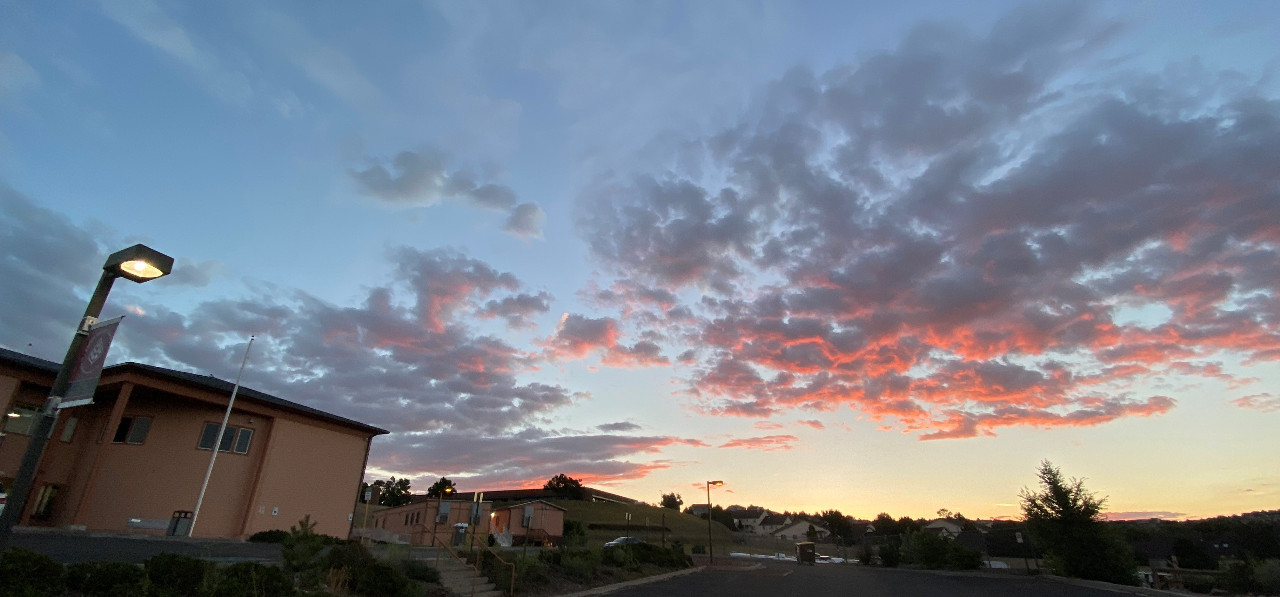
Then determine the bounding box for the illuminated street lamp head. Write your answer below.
[444,487,455,495]
[708,480,723,486]
[103,244,174,283]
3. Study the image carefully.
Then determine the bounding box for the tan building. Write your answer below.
[490,500,565,547]
[368,498,493,547]
[0,347,386,539]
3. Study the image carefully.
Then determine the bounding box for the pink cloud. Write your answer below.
[718,435,798,451]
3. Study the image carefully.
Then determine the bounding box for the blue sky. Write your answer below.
[2,0,1278,520]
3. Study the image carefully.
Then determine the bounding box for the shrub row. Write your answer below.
[0,550,292,597]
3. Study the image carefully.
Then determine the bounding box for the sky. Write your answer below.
[1,0,1278,522]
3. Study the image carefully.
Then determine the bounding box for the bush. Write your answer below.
[945,544,983,570]
[400,560,440,584]
[1225,561,1255,594]
[1256,559,1280,595]
[902,532,950,569]
[348,560,409,597]
[207,562,294,597]
[0,548,66,597]
[547,549,601,581]
[323,541,374,571]
[248,529,290,544]
[143,553,211,597]
[879,542,901,568]
[66,561,144,596]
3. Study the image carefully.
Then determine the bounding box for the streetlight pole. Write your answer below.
[706,480,722,565]
[433,486,454,547]
[0,244,173,551]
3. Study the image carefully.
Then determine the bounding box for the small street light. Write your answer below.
[0,244,173,551]
[706,480,723,565]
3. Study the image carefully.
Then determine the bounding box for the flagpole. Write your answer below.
[189,336,254,537]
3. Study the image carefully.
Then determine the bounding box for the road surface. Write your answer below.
[607,560,1140,597]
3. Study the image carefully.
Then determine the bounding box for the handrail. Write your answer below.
[432,540,481,597]
[478,543,518,597]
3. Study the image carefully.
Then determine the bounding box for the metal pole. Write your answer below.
[706,482,713,565]
[189,336,254,537]
[0,271,116,551]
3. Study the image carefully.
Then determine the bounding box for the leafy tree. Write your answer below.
[660,492,683,510]
[1020,460,1137,585]
[709,505,737,531]
[370,476,413,507]
[426,477,458,498]
[806,523,818,542]
[543,473,588,500]
[873,512,898,536]
[819,509,855,540]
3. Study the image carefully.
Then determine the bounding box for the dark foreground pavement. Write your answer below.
[602,560,1145,597]
[9,528,282,564]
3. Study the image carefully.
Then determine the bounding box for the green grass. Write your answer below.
[557,501,735,552]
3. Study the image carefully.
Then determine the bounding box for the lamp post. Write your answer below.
[0,244,173,551]
[432,486,454,547]
[706,480,723,564]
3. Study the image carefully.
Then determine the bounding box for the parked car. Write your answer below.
[604,536,643,547]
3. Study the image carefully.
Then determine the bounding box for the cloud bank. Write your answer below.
[575,4,1280,439]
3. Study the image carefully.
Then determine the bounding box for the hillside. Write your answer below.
[558,500,736,551]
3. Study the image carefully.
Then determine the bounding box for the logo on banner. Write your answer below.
[60,316,124,409]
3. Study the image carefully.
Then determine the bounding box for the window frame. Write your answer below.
[111,416,153,445]
[3,403,40,435]
[197,421,254,455]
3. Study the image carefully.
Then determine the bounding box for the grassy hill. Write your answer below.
[558,500,735,552]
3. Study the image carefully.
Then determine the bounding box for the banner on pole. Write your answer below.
[60,316,124,409]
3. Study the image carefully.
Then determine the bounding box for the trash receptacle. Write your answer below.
[167,510,193,536]
[796,541,816,565]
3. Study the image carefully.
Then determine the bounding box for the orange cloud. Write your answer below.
[718,435,798,451]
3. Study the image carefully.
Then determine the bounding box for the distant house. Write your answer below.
[771,519,832,542]
[490,500,565,547]
[728,506,767,533]
[924,519,966,538]
[686,504,710,518]
[757,513,793,536]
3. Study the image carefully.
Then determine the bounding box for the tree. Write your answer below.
[543,473,588,500]
[660,492,683,510]
[370,476,412,507]
[426,477,457,498]
[1020,460,1137,585]
[819,509,856,541]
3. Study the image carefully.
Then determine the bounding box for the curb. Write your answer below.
[1042,575,1191,597]
[556,565,708,597]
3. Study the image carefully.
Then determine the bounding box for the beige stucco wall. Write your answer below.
[243,416,369,539]
[78,391,263,536]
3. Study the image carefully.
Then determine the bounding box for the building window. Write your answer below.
[112,416,152,444]
[198,422,253,454]
[3,404,39,435]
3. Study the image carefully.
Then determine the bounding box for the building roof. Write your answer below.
[0,346,388,436]
[494,500,567,512]
[411,487,641,505]
[760,514,790,526]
